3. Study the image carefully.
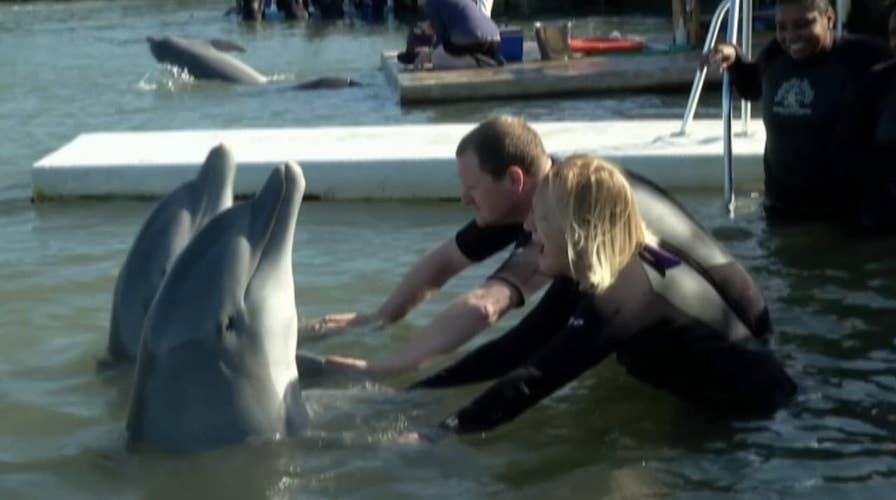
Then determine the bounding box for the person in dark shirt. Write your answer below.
[411,0,503,69]
[707,0,891,221]
[399,155,796,441]
[309,116,772,377]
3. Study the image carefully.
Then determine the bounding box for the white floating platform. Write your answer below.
[32,120,766,201]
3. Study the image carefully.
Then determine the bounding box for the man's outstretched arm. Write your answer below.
[328,244,550,375]
[305,238,472,334]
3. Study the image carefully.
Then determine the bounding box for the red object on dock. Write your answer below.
[568,37,645,54]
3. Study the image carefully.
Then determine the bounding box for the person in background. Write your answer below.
[412,0,503,69]
[707,0,891,222]
[399,155,797,442]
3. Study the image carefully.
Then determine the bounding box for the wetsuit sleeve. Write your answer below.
[409,278,579,389]
[727,40,773,101]
[454,219,524,262]
[438,296,620,434]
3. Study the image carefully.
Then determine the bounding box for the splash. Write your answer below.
[135,65,196,92]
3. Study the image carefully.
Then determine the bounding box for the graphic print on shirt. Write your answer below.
[773,78,814,116]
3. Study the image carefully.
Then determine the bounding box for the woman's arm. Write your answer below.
[409,278,580,388]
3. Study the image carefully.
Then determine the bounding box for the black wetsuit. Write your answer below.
[728,36,891,220]
[411,246,797,436]
[455,170,771,337]
[844,59,896,229]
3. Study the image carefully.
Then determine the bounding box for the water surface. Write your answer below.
[2,1,895,499]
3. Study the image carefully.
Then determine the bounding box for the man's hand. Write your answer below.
[301,312,380,337]
[704,42,739,71]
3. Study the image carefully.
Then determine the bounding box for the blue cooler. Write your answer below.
[499,26,524,63]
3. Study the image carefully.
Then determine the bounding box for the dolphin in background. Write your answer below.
[127,161,308,453]
[103,144,236,366]
[146,35,361,89]
[147,36,269,84]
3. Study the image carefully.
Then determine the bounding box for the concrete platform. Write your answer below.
[381,49,719,105]
[32,119,766,201]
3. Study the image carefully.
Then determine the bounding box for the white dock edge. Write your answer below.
[32,119,766,200]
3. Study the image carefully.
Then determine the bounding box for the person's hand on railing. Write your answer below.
[703,42,741,71]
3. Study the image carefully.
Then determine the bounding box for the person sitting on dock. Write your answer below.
[706,0,891,222]
[397,155,797,442]
[308,116,772,378]
[410,0,503,69]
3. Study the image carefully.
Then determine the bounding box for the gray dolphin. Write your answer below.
[146,36,360,89]
[103,144,236,366]
[147,36,268,84]
[127,161,308,453]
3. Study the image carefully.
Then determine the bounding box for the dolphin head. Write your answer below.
[146,36,179,67]
[103,143,237,365]
[127,162,307,452]
[191,143,237,218]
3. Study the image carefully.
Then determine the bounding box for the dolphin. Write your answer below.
[147,36,269,84]
[103,144,236,366]
[126,161,308,453]
[146,36,360,90]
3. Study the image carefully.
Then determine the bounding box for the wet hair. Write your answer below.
[775,0,833,12]
[537,155,645,293]
[455,115,548,179]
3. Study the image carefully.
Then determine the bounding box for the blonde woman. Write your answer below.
[404,155,797,441]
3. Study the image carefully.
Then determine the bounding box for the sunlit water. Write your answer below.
[2,1,895,498]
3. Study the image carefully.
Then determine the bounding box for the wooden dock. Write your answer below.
[381,48,718,105]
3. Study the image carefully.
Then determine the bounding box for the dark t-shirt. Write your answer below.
[729,36,891,218]
[454,220,529,262]
[425,0,500,48]
[412,246,797,434]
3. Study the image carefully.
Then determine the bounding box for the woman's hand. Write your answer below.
[704,42,740,71]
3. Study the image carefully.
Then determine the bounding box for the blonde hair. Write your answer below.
[538,155,646,293]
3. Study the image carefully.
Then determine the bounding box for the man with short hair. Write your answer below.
[313,115,551,375]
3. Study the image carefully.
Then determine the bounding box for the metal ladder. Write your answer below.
[676,0,749,214]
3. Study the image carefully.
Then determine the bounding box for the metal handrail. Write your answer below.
[739,0,752,135]
[676,0,731,135]
[722,0,741,216]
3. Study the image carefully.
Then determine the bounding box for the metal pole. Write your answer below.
[836,0,848,37]
[677,0,730,135]
[739,0,752,135]
[723,0,741,216]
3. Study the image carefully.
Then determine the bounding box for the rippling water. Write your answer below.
[2,1,895,498]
